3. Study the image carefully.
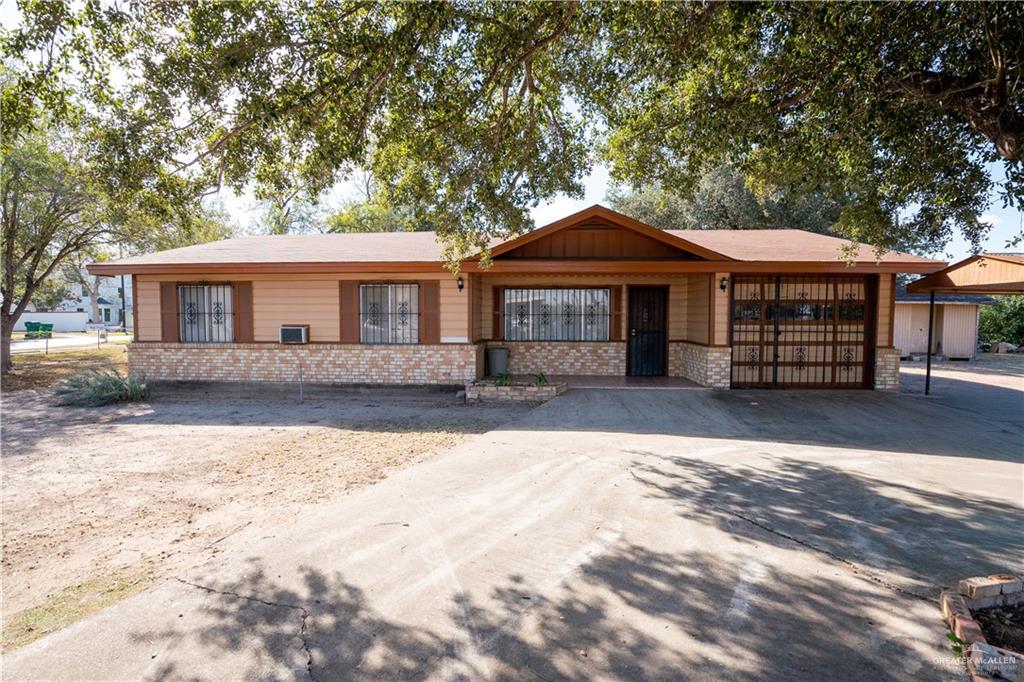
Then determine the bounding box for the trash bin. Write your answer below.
[486,347,510,376]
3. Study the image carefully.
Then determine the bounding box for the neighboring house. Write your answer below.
[53,272,134,329]
[894,286,994,360]
[88,205,944,390]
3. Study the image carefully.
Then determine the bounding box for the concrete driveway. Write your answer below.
[5,373,1022,680]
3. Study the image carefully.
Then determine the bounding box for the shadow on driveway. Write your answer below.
[132,548,950,682]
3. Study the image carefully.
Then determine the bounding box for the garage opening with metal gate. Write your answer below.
[730,275,877,388]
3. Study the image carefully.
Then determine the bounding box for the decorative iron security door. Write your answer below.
[730,276,876,388]
[627,287,668,376]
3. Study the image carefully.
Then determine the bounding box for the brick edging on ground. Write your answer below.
[940,573,1024,681]
[465,381,568,403]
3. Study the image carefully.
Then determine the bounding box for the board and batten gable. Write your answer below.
[133,273,471,344]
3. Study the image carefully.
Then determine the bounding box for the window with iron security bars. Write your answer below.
[504,288,611,341]
[360,283,419,344]
[179,284,234,343]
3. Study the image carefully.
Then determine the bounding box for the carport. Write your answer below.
[907,252,1024,394]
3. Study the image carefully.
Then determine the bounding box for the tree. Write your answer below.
[979,296,1024,345]
[0,125,228,373]
[30,276,72,312]
[6,2,1023,258]
[599,2,1024,253]
[0,130,110,371]
[607,165,846,234]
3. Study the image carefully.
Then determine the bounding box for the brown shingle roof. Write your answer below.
[102,231,451,267]
[667,229,937,264]
[95,228,937,268]
[88,205,944,274]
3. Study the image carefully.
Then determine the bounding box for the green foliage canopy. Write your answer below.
[979,295,1024,344]
[5,1,1023,256]
[607,165,846,235]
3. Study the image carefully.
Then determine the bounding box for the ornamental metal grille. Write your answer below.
[503,289,610,341]
[178,285,234,343]
[729,275,873,388]
[360,284,419,344]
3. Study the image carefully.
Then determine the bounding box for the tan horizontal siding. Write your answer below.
[136,280,162,341]
[253,280,339,342]
[668,279,688,339]
[439,277,469,340]
[686,274,710,345]
[713,272,729,345]
[135,272,469,344]
[876,274,893,347]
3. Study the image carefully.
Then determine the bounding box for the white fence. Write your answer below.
[14,312,90,332]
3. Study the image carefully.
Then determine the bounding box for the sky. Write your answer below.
[4,2,1020,263]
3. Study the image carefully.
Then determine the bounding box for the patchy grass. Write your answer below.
[1,567,154,652]
[2,347,128,392]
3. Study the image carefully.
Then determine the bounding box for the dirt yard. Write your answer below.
[3,346,128,392]
[0,381,530,649]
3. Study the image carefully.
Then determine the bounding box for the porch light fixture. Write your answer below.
[719,277,728,292]
[457,276,465,292]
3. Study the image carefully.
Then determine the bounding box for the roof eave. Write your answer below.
[88,257,944,277]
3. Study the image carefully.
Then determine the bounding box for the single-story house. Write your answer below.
[894,286,995,360]
[88,205,945,390]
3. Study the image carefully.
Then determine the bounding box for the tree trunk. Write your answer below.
[1,313,13,374]
[89,281,100,324]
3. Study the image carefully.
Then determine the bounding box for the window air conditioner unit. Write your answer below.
[279,325,309,344]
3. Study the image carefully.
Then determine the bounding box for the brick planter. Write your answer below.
[465,381,567,403]
[940,573,1024,681]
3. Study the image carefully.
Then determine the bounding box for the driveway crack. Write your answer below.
[176,578,316,680]
[628,470,937,605]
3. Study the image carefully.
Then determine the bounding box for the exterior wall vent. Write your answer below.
[279,325,309,344]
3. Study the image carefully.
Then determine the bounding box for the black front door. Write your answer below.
[627,287,667,376]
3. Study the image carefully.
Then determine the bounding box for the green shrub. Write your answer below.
[495,372,512,386]
[534,372,549,387]
[55,369,150,407]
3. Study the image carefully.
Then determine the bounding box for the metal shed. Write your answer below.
[894,286,995,360]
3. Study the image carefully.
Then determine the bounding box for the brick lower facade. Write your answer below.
[129,341,891,391]
[873,347,901,391]
[669,342,731,388]
[486,341,627,376]
[128,343,481,385]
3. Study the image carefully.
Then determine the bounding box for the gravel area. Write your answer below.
[0,382,530,646]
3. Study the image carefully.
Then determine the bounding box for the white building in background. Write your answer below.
[53,273,134,329]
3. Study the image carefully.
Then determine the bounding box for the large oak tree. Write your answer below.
[5,1,1022,258]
